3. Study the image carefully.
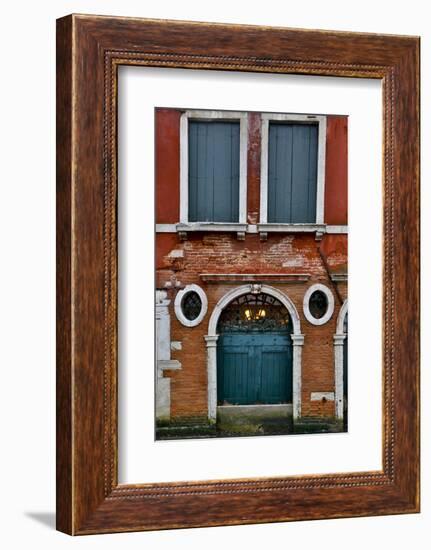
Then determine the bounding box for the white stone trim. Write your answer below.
[156,223,177,233]
[204,335,219,423]
[208,284,301,335]
[170,341,182,351]
[260,113,327,225]
[326,225,348,234]
[334,299,348,420]
[336,298,349,334]
[179,110,248,225]
[257,223,326,233]
[174,284,208,328]
[176,222,248,233]
[155,222,348,236]
[155,290,182,421]
[260,116,269,223]
[303,283,335,326]
[205,284,304,422]
[330,273,348,282]
[315,116,327,225]
[179,112,188,223]
[157,359,181,372]
[156,222,249,234]
[291,333,304,420]
[310,391,335,401]
[155,290,171,362]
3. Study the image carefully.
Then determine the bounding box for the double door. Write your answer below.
[217,331,292,405]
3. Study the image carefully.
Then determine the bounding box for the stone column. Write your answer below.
[155,290,181,421]
[156,290,171,363]
[334,334,346,420]
[204,335,219,423]
[291,334,305,421]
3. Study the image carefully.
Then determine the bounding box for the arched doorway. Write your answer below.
[205,284,304,423]
[216,292,293,406]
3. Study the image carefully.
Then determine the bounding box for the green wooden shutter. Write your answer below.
[188,120,240,222]
[268,123,318,223]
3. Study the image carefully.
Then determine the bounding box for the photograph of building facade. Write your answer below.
[155,107,348,440]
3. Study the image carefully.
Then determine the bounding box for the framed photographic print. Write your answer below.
[56,14,420,534]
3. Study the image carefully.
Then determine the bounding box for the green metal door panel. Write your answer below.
[217,332,292,405]
[218,348,257,405]
[260,346,292,403]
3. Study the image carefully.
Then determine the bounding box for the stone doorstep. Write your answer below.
[216,405,294,436]
[217,404,293,422]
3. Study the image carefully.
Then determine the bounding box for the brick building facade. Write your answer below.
[155,107,348,438]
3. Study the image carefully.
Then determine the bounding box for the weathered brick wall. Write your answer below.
[157,231,347,420]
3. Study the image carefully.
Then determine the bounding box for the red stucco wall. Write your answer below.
[324,115,348,225]
[155,108,181,223]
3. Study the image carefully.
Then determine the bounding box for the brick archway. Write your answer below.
[205,284,304,423]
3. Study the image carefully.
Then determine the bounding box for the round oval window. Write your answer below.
[181,291,203,321]
[308,290,328,320]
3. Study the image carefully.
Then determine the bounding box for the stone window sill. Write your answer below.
[176,222,248,240]
[257,223,326,240]
[257,223,326,232]
[155,222,347,240]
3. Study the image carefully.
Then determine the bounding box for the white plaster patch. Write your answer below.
[310,392,335,401]
[156,378,171,421]
[282,257,304,268]
[268,236,294,253]
[168,249,184,258]
[171,341,182,351]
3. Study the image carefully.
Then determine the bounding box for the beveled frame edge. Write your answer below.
[56,14,420,535]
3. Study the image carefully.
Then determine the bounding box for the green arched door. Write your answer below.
[217,293,293,405]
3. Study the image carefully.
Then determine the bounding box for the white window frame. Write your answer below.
[303,283,335,326]
[178,110,248,233]
[174,284,208,328]
[259,113,327,233]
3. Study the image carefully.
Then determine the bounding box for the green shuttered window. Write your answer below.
[268,122,318,223]
[188,120,240,222]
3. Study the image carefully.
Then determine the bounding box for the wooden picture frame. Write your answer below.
[56,14,420,534]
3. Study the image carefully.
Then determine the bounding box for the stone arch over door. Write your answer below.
[334,299,348,420]
[205,284,304,423]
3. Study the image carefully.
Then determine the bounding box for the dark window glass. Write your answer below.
[268,122,318,223]
[308,290,328,319]
[181,291,202,321]
[188,120,240,222]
